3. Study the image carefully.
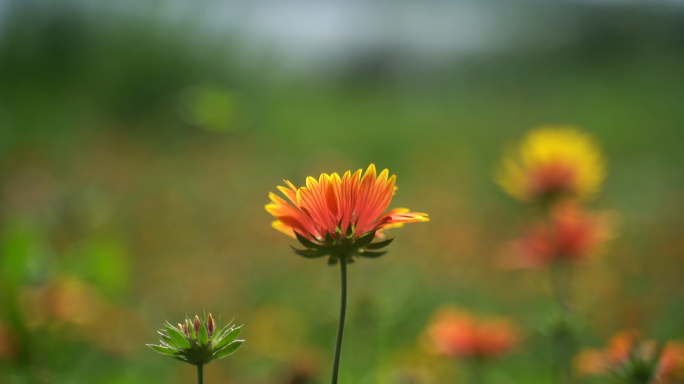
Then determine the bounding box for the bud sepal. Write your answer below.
[147,313,244,366]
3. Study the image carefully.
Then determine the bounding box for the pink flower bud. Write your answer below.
[194,316,201,335]
[179,323,189,338]
[207,314,216,336]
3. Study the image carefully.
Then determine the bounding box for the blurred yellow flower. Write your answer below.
[496,127,606,202]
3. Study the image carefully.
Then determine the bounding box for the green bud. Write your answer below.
[147,313,244,366]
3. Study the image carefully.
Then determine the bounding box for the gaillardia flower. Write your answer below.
[496,127,606,203]
[575,331,684,384]
[507,202,612,268]
[427,307,519,359]
[265,164,428,264]
[147,313,243,366]
[267,164,428,384]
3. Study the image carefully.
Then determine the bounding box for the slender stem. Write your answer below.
[552,328,572,384]
[550,261,574,384]
[331,257,348,384]
[469,358,484,384]
[197,364,204,384]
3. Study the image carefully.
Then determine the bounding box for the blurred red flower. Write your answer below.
[427,308,519,359]
[505,202,612,268]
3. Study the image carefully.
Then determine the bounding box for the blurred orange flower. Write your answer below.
[427,307,519,359]
[496,127,606,203]
[16,278,144,355]
[18,279,106,328]
[575,331,684,383]
[0,321,17,361]
[658,344,684,382]
[506,202,612,268]
[265,164,428,242]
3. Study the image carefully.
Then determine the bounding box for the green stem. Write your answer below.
[331,257,348,384]
[552,329,572,384]
[550,261,574,384]
[197,364,204,384]
[469,358,484,384]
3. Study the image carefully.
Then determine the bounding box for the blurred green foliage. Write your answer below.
[1,1,684,384]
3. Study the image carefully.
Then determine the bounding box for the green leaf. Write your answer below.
[214,325,242,350]
[199,319,209,346]
[327,256,338,266]
[345,223,353,237]
[160,340,178,350]
[364,238,394,250]
[166,324,191,349]
[352,230,376,249]
[172,355,190,363]
[357,250,387,258]
[188,319,197,340]
[214,324,230,340]
[216,317,234,335]
[325,231,335,245]
[295,231,322,250]
[290,246,327,258]
[213,340,244,360]
[160,334,176,348]
[214,318,222,338]
[157,329,178,348]
[148,344,179,356]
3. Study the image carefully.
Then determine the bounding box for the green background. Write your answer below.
[1,1,684,383]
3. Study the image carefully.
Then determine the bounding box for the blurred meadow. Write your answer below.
[1,0,684,383]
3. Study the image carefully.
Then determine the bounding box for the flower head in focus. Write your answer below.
[575,331,684,383]
[427,307,519,359]
[265,164,428,264]
[506,202,612,268]
[496,127,606,203]
[147,313,244,366]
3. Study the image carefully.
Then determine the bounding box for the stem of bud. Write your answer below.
[197,364,204,384]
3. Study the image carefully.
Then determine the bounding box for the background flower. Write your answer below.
[504,202,613,268]
[575,331,684,383]
[426,307,519,359]
[496,128,606,203]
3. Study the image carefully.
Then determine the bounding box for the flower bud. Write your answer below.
[178,323,189,338]
[193,315,201,335]
[148,313,245,366]
[207,313,216,336]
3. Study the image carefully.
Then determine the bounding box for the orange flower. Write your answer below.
[657,343,684,382]
[575,331,684,383]
[0,321,17,361]
[427,308,518,359]
[508,202,612,268]
[265,164,428,259]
